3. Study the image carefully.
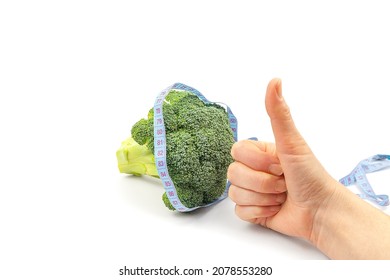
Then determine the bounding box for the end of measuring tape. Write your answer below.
[339,154,390,206]
[153,83,237,212]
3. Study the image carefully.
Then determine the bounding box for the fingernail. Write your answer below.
[275,179,286,192]
[275,79,283,99]
[276,193,286,204]
[269,164,283,176]
[269,205,282,212]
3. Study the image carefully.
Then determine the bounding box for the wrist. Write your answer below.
[309,179,344,250]
[309,179,388,259]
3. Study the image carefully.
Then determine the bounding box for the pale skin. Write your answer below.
[227,78,390,259]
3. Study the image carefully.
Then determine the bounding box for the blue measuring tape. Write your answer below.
[339,154,390,206]
[153,83,237,212]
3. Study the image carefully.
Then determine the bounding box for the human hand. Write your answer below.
[228,78,340,240]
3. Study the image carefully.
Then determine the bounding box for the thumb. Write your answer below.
[265,78,311,156]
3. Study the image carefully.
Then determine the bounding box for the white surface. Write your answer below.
[1,0,390,279]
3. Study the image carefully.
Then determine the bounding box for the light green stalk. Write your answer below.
[116,137,158,177]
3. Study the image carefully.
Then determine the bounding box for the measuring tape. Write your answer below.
[153,83,237,212]
[339,154,390,206]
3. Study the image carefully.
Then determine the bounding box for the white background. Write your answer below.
[1,0,390,279]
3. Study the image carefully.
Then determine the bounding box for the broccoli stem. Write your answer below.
[117,137,176,210]
[116,137,159,178]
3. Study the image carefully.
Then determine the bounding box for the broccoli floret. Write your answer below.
[116,90,235,211]
[131,117,154,152]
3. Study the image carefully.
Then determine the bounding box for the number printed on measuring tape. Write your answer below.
[153,83,237,212]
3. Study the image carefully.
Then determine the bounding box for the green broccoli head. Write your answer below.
[117,90,235,210]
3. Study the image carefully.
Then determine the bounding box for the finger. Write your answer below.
[265,78,311,156]
[231,140,282,175]
[229,184,287,206]
[228,161,286,193]
[235,205,281,222]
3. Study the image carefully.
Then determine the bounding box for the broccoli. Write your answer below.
[116,90,235,211]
